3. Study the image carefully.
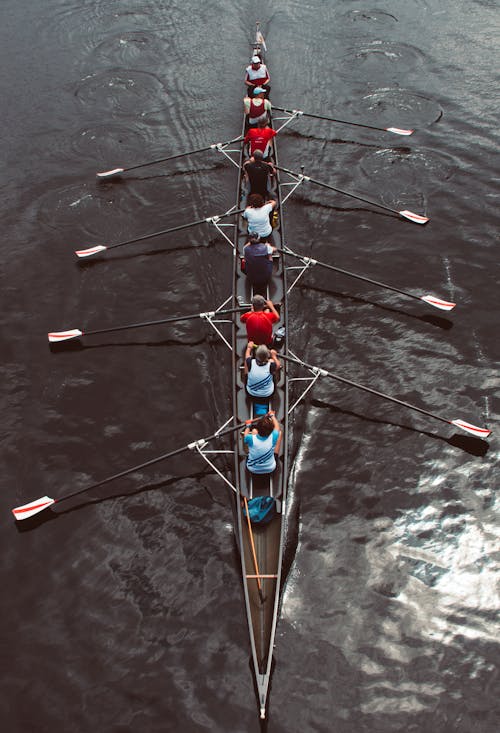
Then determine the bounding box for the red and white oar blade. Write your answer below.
[386,127,414,136]
[75,245,107,258]
[451,419,491,438]
[420,295,456,311]
[12,496,56,520]
[96,167,124,178]
[399,209,429,225]
[48,329,83,343]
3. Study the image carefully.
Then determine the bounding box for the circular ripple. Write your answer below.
[75,69,167,116]
[90,31,167,67]
[347,88,443,130]
[70,124,151,163]
[359,148,456,191]
[341,8,398,27]
[341,41,425,74]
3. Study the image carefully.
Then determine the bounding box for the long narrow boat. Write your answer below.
[231,27,289,720]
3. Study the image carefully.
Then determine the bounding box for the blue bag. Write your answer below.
[244,496,276,524]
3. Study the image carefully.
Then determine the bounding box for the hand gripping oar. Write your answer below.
[276,165,429,224]
[273,105,413,136]
[279,246,455,311]
[48,306,245,343]
[279,353,491,439]
[96,135,244,178]
[74,208,244,258]
[12,416,266,521]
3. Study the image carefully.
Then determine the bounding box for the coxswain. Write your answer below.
[242,233,277,290]
[240,295,280,347]
[244,119,277,159]
[243,86,271,127]
[243,149,275,198]
[245,55,271,97]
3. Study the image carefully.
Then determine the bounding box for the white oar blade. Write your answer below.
[75,245,107,258]
[420,295,456,311]
[96,167,124,178]
[386,127,414,136]
[399,209,429,225]
[12,496,56,520]
[451,419,491,438]
[48,329,83,343]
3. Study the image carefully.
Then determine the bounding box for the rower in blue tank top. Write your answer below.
[243,413,282,475]
[244,343,281,398]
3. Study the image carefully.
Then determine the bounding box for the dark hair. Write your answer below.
[249,233,261,243]
[257,119,267,128]
[248,193,264,208]
[256,415,274,437]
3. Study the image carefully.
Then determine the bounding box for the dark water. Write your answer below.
[1,1,498,731]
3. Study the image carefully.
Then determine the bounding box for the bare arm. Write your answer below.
[270,349,281,370]
[265,299,279,318]
[243,342,254,375]
[268,413,282,455]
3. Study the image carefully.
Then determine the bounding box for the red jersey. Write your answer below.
[240,310,279,345]
[244,127,277,155]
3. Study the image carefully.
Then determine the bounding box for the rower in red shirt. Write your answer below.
[240,295,280,346]
[244,119,277,159]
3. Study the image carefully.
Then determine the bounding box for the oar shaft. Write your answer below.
[122,135,243,173]
[84,307,244,337]
[53,418,261,507]
[274,105,389,133]
[276,165,400,216]
[280,353,450,426]
[105,208,244,252]
[279,248,419,302]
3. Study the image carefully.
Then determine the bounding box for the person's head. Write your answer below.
[256,415,274,437]
[248,233,261,245]
[247,193,264,208]
[251,294,267,311]
[253,149,264,161]
[255,345,270,363]
[253,86,266,97]
[251,55,261,67]
[257,119,267,128]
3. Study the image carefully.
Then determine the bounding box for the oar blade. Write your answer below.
[386,127,414,136]
[12,496,56,520]
[451,419,491,438]
[96,168,125,178]
[399,209,429,225]
[48,329,83,343]
[75,245,107,259]
[420,295,456,311]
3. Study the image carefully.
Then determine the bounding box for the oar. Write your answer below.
[48,306,245,343]
[243,497,266,604]
[75,208,244,258]
[279,246,455,311]
[96,135,244,178]
[280,352,491,439]
[276,165,429,224]
[273,105,414,136]
[12,416,267,521]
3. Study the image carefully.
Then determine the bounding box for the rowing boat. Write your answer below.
[230,27,289,720]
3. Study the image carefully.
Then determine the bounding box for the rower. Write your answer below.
[243,149,275,198]
[243,86,271,127]
[243,193,276,242]
[244,119,277,160]
[245,55,271,97]
[243,413,282,476]
[240,295,279,347]
[244,343,281,410]
[242,233,277,293]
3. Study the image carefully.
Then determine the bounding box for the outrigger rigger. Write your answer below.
[12,21,491,724]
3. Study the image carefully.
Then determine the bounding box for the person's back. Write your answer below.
[243,236,274,286]
[243,414,282,475]
[244,158,273,197]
